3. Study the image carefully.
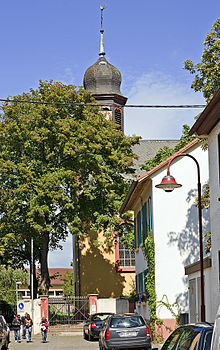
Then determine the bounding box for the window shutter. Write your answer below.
[138,272,143,294]
[142,202,147,241]
[142,271,145,294]
[134,217,137,250]
[148,196,152,231]
[144,269,148,297]
[135,274,138,294]
[137,211,141,247]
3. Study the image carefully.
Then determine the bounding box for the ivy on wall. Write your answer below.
[144,231,161,335]
[144,231,180,341]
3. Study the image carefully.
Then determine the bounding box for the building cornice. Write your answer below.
[120,139,199,213]
[185,256,212,275]
[189,88,220,136]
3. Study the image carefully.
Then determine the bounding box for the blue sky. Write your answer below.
[1,1,219,267]
[1,0,219,140]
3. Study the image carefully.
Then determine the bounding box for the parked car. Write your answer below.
[99,313,151,350]
[152,323,213,350]
[83,313,114,341]
[211,305,220,350]
[0,315,10,350]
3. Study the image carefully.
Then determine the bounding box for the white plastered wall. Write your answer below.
[151,145,209,319]
[208,122,220,321]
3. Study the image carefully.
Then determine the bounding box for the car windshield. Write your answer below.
[110,316,145,328]
[162,327,213,350]
[92,314,111,321]
[176,328,201,349]
[162,328,184,350]
[211,317,220,350]
[203,330,213,350]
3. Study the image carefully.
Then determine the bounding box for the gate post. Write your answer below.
[40,296,48,320]
[88,294,98,314]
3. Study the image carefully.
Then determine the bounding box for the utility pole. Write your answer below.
[31,237,34,323]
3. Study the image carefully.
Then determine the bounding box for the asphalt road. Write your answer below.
[9,334,99,350]
[9,333,162,350]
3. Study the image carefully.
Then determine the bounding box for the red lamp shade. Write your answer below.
[155,175,182,192]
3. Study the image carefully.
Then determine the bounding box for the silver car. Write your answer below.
[99,313,151,350]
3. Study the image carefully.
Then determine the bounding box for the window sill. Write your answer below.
[115,266,135,273]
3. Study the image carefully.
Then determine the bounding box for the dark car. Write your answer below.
[83,313,114,341]
[211,304,220,350]
[99,313,151,350]
[0,315,10,350]
[152,323,213,350]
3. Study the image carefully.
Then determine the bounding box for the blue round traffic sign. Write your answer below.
[18,302,24,310]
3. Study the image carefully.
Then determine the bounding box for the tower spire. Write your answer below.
[99,5,107,56]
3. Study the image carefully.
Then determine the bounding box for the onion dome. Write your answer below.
[83,29,122,95]
[83,56,122,95]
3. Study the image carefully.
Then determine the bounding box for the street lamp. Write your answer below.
[155,153,206,322]
[16,281,22,311]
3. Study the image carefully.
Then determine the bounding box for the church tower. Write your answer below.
[83,7,127,131]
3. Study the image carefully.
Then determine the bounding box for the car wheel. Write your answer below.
[83,330,88,340]
[88,332,94,341]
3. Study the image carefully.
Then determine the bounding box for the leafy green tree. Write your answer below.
[184,19,219,248]
[0,80,140,295]
[141,125,195,172]
[0,267,28,308]
[183,18,220,102]
[61,271,74,297]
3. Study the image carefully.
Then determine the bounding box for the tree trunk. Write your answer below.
[40,233,50,295]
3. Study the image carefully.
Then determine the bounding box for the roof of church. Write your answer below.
[83,18,122,96]
[83,55,122,95]
[132,139,179,176]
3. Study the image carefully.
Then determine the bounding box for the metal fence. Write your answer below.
[48,296,89,325]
